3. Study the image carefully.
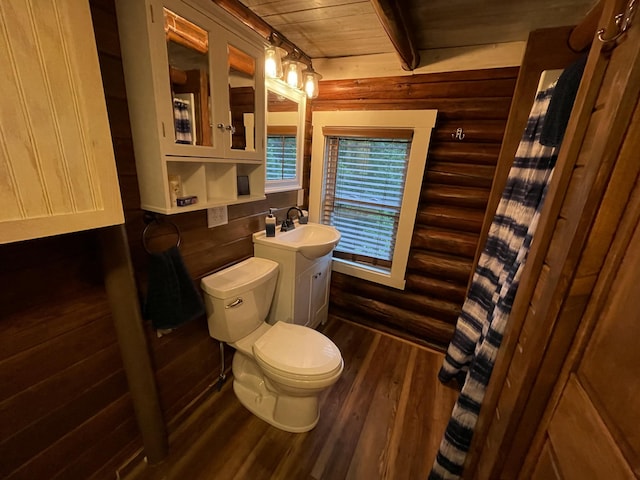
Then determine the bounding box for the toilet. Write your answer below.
[201,257,344,432]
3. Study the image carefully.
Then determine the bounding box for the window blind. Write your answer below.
[266,133,297,180]
[322,132,412,266]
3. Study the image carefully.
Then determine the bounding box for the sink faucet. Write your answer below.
[281,207,305,231]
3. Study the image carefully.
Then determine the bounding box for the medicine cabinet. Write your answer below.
[115,0,266,214]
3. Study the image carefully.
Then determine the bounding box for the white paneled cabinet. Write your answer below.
[115,0,266,214]
[295,255,332,329]
[254,242,333,330]
[0,0,124,244]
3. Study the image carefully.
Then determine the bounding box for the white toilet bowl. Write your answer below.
[201,257,343,432]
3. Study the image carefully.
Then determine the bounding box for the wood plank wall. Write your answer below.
[312,69,518,350]
[91,0,298,440]
[0,231,141,479]
[0,1,295,478]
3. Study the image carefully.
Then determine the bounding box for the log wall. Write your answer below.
[313,69,518,349]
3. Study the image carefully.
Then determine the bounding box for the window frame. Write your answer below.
[309,110,437,289]
[264,79,306,193]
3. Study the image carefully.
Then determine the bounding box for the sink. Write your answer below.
[252,222,341,259]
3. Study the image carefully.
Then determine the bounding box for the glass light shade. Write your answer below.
[284,61,303,89]
[265,46,282,79]
[304,72,321,99]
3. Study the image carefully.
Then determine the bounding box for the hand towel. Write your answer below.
[540,54,588,147]
[144,246,205,331]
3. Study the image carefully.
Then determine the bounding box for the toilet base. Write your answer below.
[231,351,321,432]
[233,380,319,433]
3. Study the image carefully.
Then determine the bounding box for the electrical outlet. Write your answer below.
[297,188,304,206]
[207,206,228,228]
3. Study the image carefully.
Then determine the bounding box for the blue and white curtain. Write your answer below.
[429,85,558,479]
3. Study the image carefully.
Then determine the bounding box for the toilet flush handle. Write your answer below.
[226,297,243,309]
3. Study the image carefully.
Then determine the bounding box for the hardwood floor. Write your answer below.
[123,318,458,480]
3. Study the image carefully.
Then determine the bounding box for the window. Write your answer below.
[267,127,297,180]
[322,130,412,268]
[310,110,437,289]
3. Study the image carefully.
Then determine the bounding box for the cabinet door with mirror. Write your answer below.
[116,0,265,214]
[164,7,212,148]
[265,79,306,193]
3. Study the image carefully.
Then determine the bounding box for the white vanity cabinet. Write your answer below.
[294,254,332,329]
[254,244,333,329]
[115,0,266,214]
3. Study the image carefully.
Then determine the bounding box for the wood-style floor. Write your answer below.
[124,318,459,480]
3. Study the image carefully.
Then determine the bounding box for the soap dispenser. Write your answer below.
[265,208,277,237]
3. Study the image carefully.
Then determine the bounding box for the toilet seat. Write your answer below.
[253,322,343,380]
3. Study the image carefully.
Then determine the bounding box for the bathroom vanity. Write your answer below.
[257,248,332,329]
[252,223,340,329]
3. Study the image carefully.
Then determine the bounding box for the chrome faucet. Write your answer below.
[281,207,306,231]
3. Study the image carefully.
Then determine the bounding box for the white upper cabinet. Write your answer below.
[0,0,124,244]
[115,0,267,214]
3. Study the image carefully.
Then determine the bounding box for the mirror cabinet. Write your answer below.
[116,0,266,214]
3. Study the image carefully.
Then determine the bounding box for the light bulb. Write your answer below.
[304,73,318,99]
[265,46,282,79]
[304,71,321,99]
[285,62,301,89]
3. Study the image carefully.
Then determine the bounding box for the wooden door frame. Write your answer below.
[464,0,640,476]
[522,98,640,477]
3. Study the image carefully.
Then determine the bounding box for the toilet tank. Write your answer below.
[201,257,279,342]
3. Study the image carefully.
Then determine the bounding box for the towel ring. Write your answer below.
[142,213,181,254]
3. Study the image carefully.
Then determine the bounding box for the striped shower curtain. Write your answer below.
[429,85,558,479]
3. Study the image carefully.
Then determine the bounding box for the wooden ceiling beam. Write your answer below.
[370,0,420,71]
[211,0,313,68]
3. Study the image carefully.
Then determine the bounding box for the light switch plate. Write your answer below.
[207,206,228,228]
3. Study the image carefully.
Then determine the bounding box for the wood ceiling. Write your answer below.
[238,0,599,63]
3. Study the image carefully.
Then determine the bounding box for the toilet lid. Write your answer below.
[253,322,342,376]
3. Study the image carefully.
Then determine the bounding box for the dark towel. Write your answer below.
[144,246,205,330]
[540,54,588,147]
